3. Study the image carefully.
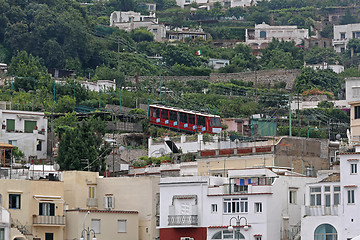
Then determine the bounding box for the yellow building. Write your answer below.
[62,171,159,240]
[0,179,65,240]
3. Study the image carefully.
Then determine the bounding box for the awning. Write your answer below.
[33,195,65,203]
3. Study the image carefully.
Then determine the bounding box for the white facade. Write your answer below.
[245,23,309,49]
[304,64,344,74]
[80,80,116,92]
[159,168,316,240]
[301,148,360,240]
[110,11,166,41]
[333,23,360,53]
[0,205,10,240]
[346,77,360,105]
[148,134,273,157]
[208,58,230,70]
[0,110,48,161]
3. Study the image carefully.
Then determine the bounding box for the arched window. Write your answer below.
[260,31,267,38]
[211,230,245,239]
[314,224,337,240]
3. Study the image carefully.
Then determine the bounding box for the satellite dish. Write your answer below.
[159,148,165,156]
[53,163,60,171]
[336,134,341,140]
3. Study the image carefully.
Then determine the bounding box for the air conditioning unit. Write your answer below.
[180,237,194,240]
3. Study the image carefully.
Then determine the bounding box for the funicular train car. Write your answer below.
[148,104,222,134]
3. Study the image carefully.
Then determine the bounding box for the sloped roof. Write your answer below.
[320,172,340,182]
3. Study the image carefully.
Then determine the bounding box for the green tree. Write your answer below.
[55,95,76,113]
[304,47,342,65]
[130,28,154,42]
[57,117,108,172]
[163,43,203,67]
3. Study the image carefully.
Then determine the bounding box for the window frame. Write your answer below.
[347,189,355,204]
[9,194,21,209]
[310,187,322,206]
[255,202,262,213]
[117,219,127,233]
[351,163,358,174]
[211,204,218,213]
[289,190,297,204]
[91,219,101,234]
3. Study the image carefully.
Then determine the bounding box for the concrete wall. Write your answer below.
[274,137,330,175]
[126,69,301,91]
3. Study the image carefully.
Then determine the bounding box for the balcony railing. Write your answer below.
[87,198,98,208]
[33,215,65,225]
[304,206,339,216]
[168,215,198,226]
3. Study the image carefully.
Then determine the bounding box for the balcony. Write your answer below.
[87,198,98,208]
[168,215,198,226]
[304,206,339,216]
[32,215,65,226]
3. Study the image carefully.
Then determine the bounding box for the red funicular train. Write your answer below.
[148,104,222,134]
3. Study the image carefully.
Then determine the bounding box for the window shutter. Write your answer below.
[104,196,108,209]
[50,203,55,216]
[39,203,43,215]
[111,196,115,209]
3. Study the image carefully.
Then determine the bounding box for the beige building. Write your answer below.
[62,171,160,240]
[349,100,360,143]
[0,179,65,240]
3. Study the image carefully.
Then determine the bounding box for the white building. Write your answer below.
[0,199,10,240]
[346,77,360,105]
[110,11,166,41]
[333,23,360,53]
[301,145,360,239]
[304,63,344,74]
[159,168,316,240]
[80,80,116,92]
[245,23,309,51]
[208,58,230,70]
[0,110,48,161]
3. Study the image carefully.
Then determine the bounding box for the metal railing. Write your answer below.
[87,198,98,208]
[168,215,198,226]
[32,215,65,225]
[304,206,339,216]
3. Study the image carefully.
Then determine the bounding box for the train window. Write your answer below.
[189,114,195,125]
[152,108,160,118]
[211,117,222,127]
[197,116,205,126]
[161,109,168,120]
[180,112,187,123]
[170,111,177,121]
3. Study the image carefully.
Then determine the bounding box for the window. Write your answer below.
[153,28,158,33]
[314,224,337,240]
[255,202,262,213]
[0,228,4,240]
[37,140,42,151]
[353,31,360,39]
[289,190,296,204]
[255,237,262,240]
[161,109,168,120]
[118,220,126,232]
[153,108,160,118]
[211,204,217,213]
[351,163,358,174]
[169,111,177,121]
[189,114,195,125]
[240,198,248,212]
[234,185,248,193]
[348,189,355,204]
[211,230,244,239]
[334,186,340,205]
[89,186,95,199]
[39,203,55,216]
[9,194,21,209]
[24,120,37,133]
[180,112,187,123]
[45,233,54,240]
[197,116,205,126]
[104,195,114,209]
[91,219,100,234]
[8,140,17,146]
[6,119,15,131]
[224,198,239,213]
[210,118,222,127]
[340,33,346,39]
[260,31,266,38]
[310,187,321,206]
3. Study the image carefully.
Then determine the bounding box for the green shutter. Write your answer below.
[24,120,36,133]
[6,119,15,131]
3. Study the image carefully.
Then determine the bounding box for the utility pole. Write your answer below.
[289,95,292,136]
